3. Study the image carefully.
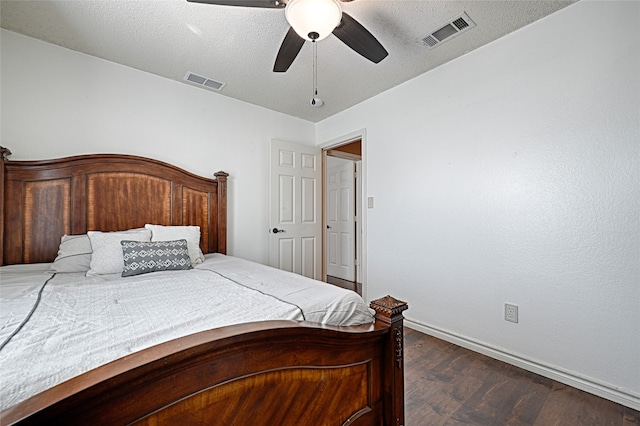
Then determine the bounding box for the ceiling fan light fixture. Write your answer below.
[285,0,342,42]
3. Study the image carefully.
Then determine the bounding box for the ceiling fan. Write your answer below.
[186,0,388,72]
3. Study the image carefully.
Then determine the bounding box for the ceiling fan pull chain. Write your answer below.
[312,40,317,104]
[310,40,323,107]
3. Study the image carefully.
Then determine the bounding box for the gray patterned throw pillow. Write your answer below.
[121,239,192,277]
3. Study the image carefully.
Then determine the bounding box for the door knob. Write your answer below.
[272,228,285,234]
[326,225,332,229]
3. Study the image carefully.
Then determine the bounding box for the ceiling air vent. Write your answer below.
[184,72,226,92]
[418,12,476,49]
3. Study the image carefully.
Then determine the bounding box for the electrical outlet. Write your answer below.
[505,303,518,323]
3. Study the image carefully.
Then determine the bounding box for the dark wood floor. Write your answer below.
[404,327,639,425]
[326,275,362,295]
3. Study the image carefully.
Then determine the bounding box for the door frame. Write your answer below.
[319,129,368,301]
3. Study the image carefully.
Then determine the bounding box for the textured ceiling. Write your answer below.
[1,0,575,122]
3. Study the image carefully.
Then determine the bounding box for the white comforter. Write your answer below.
[0,254,373,410]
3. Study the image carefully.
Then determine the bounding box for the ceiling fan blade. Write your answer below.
[186,0,285,8]
[273,27,305,72]
[332,12,388,64]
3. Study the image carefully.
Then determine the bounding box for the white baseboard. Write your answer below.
[405,318,640,411]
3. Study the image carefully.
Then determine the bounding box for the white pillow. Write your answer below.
[145,224,205,265]
[48,234,93,273]
[86,229,152,275]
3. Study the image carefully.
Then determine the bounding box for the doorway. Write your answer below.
[323,139,362,295]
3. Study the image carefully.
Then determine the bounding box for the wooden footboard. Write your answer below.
[1,296,407,426]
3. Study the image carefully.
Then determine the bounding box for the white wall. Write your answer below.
[1,29,316,264]
[317,0,640,409]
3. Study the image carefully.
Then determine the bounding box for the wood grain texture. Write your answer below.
[134,365,371,426]
[1,153,228,264]
[404,328,640,426]
[24,179,71,263]
[214,171,228,254]
[87,172,172,231]
[182,186,209,252]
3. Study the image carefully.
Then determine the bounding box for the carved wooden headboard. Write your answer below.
[0,147,228,266]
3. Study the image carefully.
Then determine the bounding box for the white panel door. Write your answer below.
[326,161,355,281]
[269,139,322,279]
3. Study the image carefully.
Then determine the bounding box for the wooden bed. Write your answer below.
[0,146,407,426]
